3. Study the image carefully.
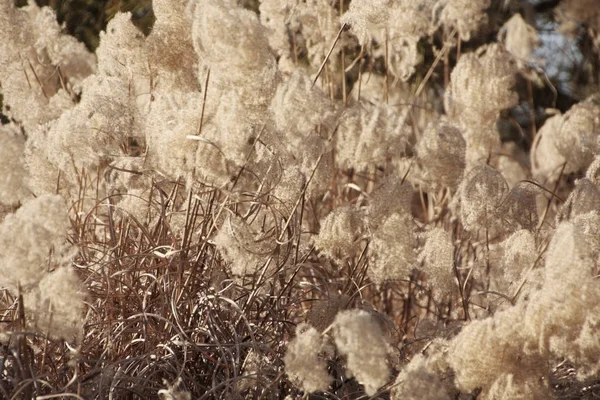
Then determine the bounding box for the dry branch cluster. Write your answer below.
[0,0,600,399]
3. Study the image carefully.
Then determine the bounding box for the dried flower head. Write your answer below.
[449,305,546,395]
[572,211,600,260]
[541,221,594,299]
[499,14,539,64]
[586,155,600,185]
[315,205,365,262]
[332,309,390,396]
[22,122,65,197]
[416,121,466,189]
[369,212,415,283]
[214,215,277,278]
[96,12,147,80]
[386,1,436,80]
[0,195,86,339]
[46,75,140,175]
[190,0,278,122]
[531,113,567,183]
[0,195,71,293]
[336,104,387,170]
[258,0,294,61]
[390,37,422,81]
[272,165,306,215]
[458,165,508,232]
[554,95,600,173]
[284,323,333,393]
[147,0,196,90]
[190,0,273,71]
[271,71,338,150]
[389,0,436,39]
[307,293,352,332]
[558,178,600,222]
[0,2,93,133]
[418,228,455,301]
[391,354,451,400]
[499,229,537,286]
[485,373,551,400]
[29,265,87,340]
[337,104,413,171]
[341,0,439,80]
[556,0,600,47]
[367,178,413,230]
[0,123,30,206]
[145,92,203,181]
[494,143,529,189]
[158,378,191,400]
[340,0,390,45]
[498,182,540,232]
[437,0,491,41]
[292,0,342,70]
[445,44,518,125]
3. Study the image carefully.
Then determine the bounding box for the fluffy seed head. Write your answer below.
[332,309,390,396]
[459,165,508,231]
[416,121,466,189]
[284,323,333,393]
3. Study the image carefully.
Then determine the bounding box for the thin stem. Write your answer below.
[312,23,347,88]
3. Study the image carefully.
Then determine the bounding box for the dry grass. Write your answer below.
[2,168,598,399]
[2,1,600,399]
[0,169,424,398]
